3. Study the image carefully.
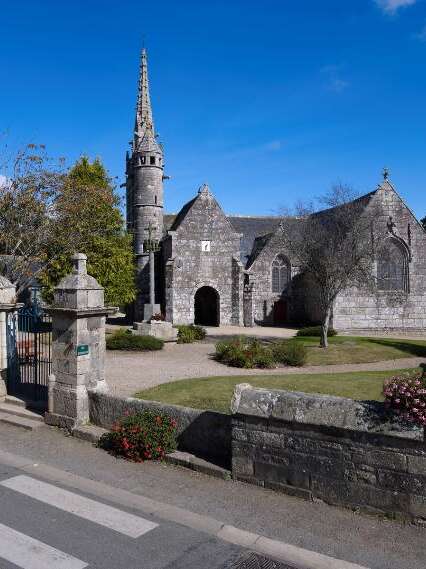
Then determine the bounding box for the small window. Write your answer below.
[201,241,211,252]
[272,255,290,294]
[155,196,157,205]
[150,156,156,165]
[141,156,146,164]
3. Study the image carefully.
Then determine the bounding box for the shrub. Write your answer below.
[98,410,177,461]
[271,340,289,364]
[253,350,276,369]
[215,337,275,369]
[106,330,164,351]
[177,324,206,344]
[283,340,307,367]
[296,326,337,338]
[383,371,426,427]
[272,340,307,367]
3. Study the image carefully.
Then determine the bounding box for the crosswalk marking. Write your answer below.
[0,522,87,569]
[1,475,159,538]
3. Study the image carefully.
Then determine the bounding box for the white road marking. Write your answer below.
[1,475,158,538]
[0,522,87,569]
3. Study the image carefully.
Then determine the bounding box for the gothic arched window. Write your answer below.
[377,239,409,292]
[272,255,291,294]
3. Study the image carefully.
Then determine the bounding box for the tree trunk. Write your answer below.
[320,307,331,348]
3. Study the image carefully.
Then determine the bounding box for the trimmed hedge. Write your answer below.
[106,330,164,351]
[177,324,206,344]
[296,325,337,338]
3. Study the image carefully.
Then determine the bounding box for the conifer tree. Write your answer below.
[40,156,136,307]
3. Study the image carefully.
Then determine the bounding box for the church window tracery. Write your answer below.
[272,255,291,294]
[377,238,409,292]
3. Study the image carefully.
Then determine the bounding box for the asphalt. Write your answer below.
[0,423,425,569]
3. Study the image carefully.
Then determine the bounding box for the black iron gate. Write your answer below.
[6,305,52,403]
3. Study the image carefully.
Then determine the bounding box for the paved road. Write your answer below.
[0,424,425,569]
[0,467,242,568]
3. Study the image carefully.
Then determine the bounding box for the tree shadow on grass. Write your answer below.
[366,338,426,358]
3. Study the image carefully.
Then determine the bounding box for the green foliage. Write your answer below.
[272,340,307,367]
[98,409,177,461]
[106,330,164,351]
[177,324,206,344]
[296,326,337,338]
[278,340,307,367]
[215,337,307,369]
[215,337,275,369]
[39,156,136,307]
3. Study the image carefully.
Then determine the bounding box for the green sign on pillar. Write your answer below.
[76,344,89,356]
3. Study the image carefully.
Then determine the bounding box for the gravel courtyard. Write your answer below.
[105,335,425,398]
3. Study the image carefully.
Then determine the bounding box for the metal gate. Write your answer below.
[6,304,52,403]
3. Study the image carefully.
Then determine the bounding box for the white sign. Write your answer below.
[201,240,211,252]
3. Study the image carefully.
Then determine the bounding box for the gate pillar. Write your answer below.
[0,276,17,399]
[45,254,114,430]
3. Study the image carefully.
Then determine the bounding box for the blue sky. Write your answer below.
[1,0,426,218]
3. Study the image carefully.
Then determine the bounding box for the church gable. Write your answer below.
[171,184,241,250]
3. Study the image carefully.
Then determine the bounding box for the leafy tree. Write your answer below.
[40,156,136,307]
[0,143,65,295]
[279,185,384,348]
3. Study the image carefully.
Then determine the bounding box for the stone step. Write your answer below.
[4,395,26,408]
[0,411,44,431]
[0,403,44,423]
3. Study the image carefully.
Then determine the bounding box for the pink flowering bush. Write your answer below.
[383,371,426,426]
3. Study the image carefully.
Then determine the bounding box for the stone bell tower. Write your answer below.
[126,48,166,321]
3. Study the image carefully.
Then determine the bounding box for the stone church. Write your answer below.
[125,50,426,331]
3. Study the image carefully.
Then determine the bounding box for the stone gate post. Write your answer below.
[0,276,17,399]
[45,254,114,430]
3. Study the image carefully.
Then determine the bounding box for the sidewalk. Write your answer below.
[0,423,424,569]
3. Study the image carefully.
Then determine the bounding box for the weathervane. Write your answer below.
[382,167,390,181]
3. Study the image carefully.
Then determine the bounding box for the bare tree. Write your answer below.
[280,184,383,348]
[0,142,66,296]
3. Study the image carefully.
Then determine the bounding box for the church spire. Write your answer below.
[134,48,155,148]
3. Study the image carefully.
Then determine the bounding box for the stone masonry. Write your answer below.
[0,276,16,398]
[126,48,426,332]
[231,383,426,522]
[45,254,112,430]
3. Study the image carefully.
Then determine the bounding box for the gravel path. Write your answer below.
[105,341,425,398]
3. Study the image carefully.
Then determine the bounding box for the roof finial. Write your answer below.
[382,167,389,181]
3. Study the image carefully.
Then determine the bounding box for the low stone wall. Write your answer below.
[89,391,231,468]
[231,384,426,522]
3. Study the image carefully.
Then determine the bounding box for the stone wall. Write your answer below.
[89,391,231,467]
[163,186,243,326]
[333,183,426,331]
[246,232,302,326]
[231,384,426,522]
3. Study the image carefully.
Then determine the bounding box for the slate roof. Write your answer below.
[227,216,281,264]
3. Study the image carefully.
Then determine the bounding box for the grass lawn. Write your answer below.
[270,336,426,366]
[134,368,420,414]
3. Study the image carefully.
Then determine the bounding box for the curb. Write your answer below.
[71,425,231,480]
[0,448,369,569]
[164,451,231,480]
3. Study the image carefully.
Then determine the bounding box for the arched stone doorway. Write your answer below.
[194,286,220,326]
